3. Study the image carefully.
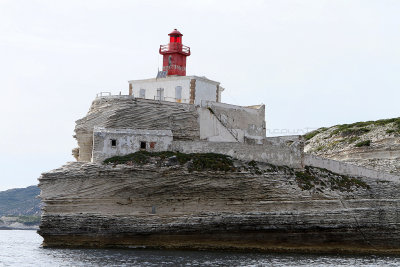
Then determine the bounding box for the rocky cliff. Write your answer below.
[38,152,400,254]
[305,118,400,175]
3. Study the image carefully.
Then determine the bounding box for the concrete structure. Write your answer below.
[128,75,224,105]
[92,128,173,163]
[172,140,303,169]
[199,101,265,143]
[305,153,400,182]
[74,96,266,162]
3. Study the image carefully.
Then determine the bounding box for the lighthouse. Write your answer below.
[129,29,224,105]
[159,29,191,76]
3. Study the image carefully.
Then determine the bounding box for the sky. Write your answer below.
[0,0,399,190]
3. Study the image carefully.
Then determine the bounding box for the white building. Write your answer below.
[128,75,224,105]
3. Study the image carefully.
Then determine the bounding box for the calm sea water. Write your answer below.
[0,230,399,267]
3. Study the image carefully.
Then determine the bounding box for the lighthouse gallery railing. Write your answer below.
[159,43,191,55]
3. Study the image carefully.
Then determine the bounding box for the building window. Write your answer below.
[111,139,117,147]
[139,88,146,98]
[140,141,146,150]
[150,142,156,149]
[156,88,164,101]
[175,86,182,102]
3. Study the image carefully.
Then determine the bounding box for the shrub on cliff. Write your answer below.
[355,140,371,147]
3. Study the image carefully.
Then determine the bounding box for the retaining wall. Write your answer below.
[305,153,400,182]
[171,140,303,169]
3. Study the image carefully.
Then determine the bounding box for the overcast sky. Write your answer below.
[0,0,399,190]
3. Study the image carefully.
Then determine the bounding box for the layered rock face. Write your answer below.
[305,118,400,175]
[38,157,400,254]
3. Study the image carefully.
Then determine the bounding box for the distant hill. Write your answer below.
[0,185,41,216]
[304,117,400,175]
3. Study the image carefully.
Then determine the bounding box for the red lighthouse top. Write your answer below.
[159,29,191,76]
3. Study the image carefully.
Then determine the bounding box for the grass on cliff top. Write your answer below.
[304,117,400,141]
[103,151,236,172]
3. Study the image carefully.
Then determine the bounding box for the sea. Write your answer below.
[0,230,399,267]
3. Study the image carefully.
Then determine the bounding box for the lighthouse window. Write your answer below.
[175,86,182,102]
[156,88,164,101]
[139,89,146,98]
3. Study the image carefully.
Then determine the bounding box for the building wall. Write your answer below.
[193,79,218,105]
[197,107,243,142]
[130,78,191,103]
[92,128,173,162]
[128,76,219,104]
[198,101,266,143]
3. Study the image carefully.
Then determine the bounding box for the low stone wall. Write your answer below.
[92,128,173,163]
[265,135,303,146]
[171,140,303,169]
[305,153,400,182]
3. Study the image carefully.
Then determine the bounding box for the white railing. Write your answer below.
[159,43,190,55]
[96,92,112,98]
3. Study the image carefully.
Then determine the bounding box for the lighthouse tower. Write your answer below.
[129,29,224,105]
[159,29,191,76]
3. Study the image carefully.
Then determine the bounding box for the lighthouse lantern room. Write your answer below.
[159,29,191,76]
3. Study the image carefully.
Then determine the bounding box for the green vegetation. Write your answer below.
[189,153,236,172]
[103,151,237,172]
[247,160,263,175]
[330,118,400,136]
[347,136,359,144]
[0,186,41,217]
[304,117,400,141]
[295,166,370,192]
[295,170,317,190]
[305,130,321,141]
[104,151,179,164]
[355,140,371,147]
[340,127,370,136]
[304,127,328,140]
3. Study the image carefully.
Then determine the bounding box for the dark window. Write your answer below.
[140,141,146,149]
[111,139,117,147]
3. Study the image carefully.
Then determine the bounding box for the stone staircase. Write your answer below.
[204,103,240,142]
